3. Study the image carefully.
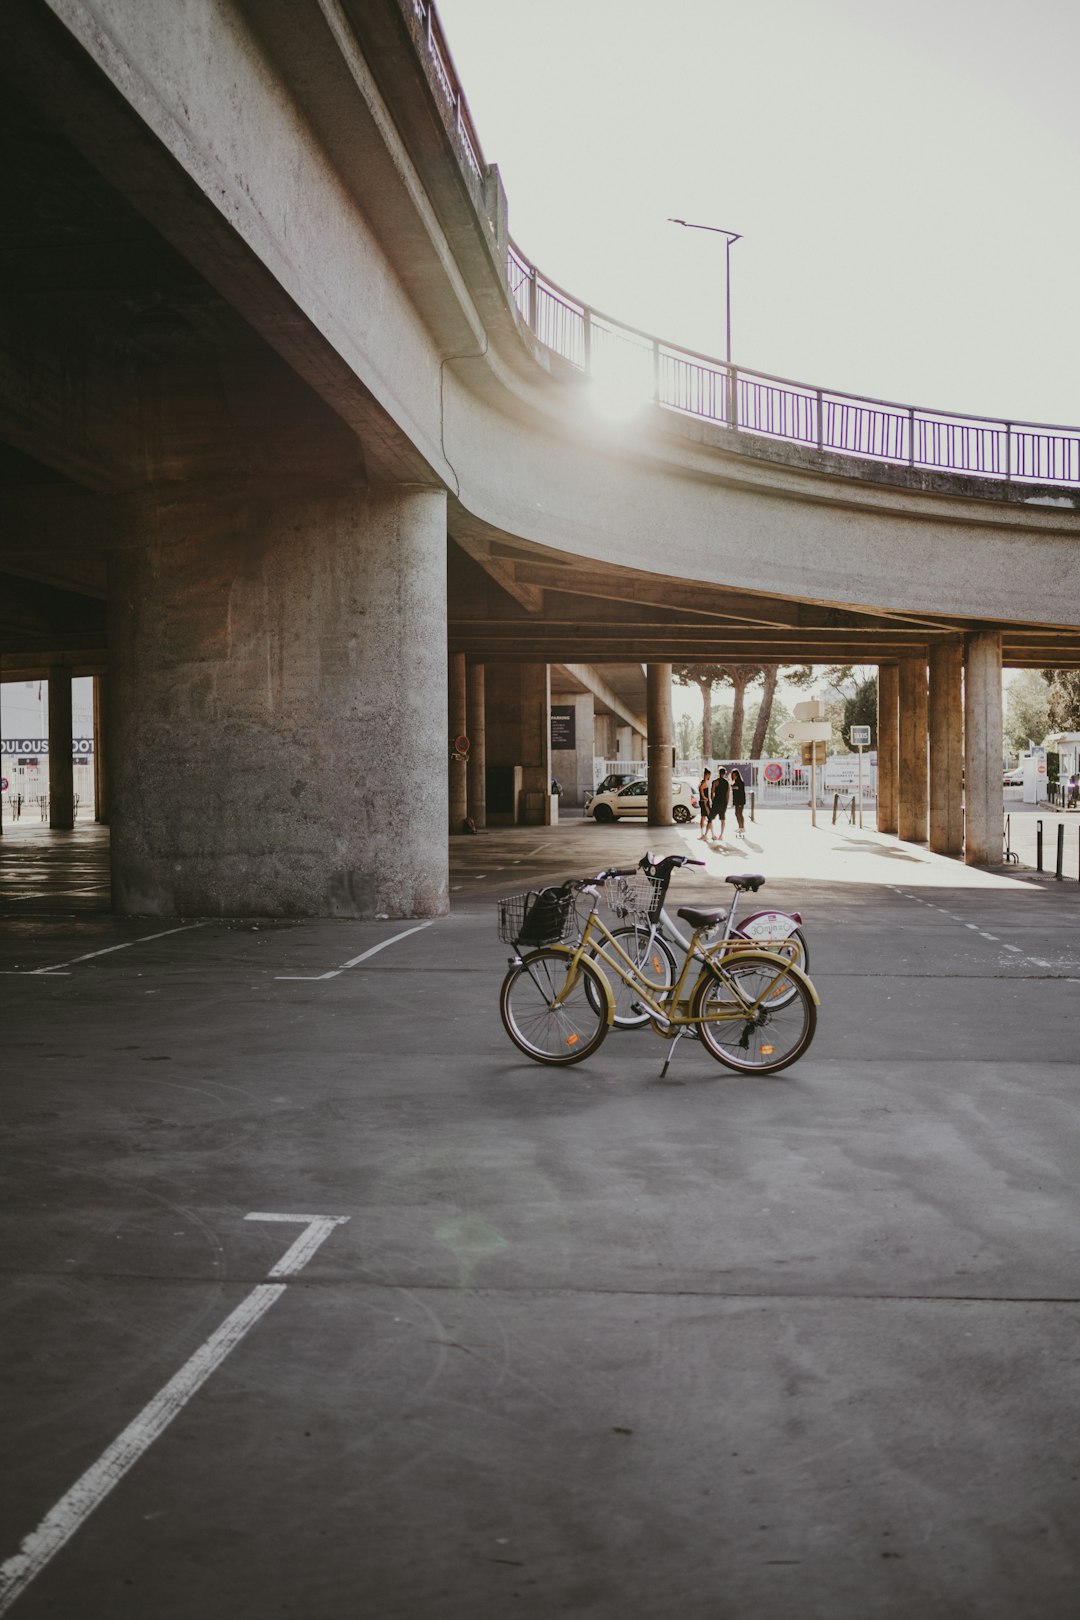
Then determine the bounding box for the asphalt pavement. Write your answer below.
[2,809,1080,1618]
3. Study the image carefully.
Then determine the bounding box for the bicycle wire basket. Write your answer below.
[602,870,667,925]
[497,886,578,948]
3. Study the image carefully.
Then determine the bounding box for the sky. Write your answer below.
[436,0,1080,427]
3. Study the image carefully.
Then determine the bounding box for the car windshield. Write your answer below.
[619,781,646,795]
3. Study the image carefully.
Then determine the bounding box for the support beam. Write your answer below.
[448,651,468,834]
[48,667,74,830]
[646,663,673,826]
[964,631,1004,866]
[876,664,899,835]
[928,643,964,857]
[898,657,928,844]
[466,662,486,829]
[93,673,109,824]
[519,663,552,825]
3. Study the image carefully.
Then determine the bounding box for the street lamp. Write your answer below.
[668,218,742,366]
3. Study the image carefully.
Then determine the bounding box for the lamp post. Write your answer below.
[667,218,742,366]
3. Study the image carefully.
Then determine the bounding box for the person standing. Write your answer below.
[697,766,713,840]
[710,767,730,843]
[730,767,747,835]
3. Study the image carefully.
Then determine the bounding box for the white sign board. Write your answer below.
[850,725,871,747]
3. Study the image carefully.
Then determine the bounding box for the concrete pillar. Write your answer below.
[448,651,468,834]
[897,657,928,844]
[964,631,1004,865]
[93,674,109,824]
[876,663,899,835]
[550,690,595,807]
[616,724,633,762]
[108,484,448,917]
[929,642,964,857]
[519,662,552,825]
[48,668,74,830]
[646,662,673,826]
[467,662,486,829]
[595,713,616,764]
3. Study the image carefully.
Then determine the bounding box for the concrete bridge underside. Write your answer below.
[3,0,1080,912]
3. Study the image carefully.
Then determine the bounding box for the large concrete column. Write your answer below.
[876,663,899,834]
[519,662,552,825]
[929,642,964,857]
[48,668,74,830]
[109,485,448,917]
[646,662,673,826]
[595,713,616,764]
[964,630,1004,865]
[93,674,109,824]
[551,690,595,807]
[897,657,928,844]
[466,662,486,829]
[448,651,467,834]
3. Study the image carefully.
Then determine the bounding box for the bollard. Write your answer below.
[831,792,839,824]
[750,790,756,824]
[1056,822,1065,881]
[1037,819,1043,872]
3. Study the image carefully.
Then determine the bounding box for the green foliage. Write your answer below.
[841,674,877,750]
[1042,669,1080,733]
[1004,671,1051,756]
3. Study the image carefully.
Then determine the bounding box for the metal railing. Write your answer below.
[411,0,1080,488]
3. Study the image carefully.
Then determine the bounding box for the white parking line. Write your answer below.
[0,1212,349,1615]
[275,920,433,981]
[15,922,210,977]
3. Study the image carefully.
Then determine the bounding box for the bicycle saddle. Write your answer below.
[676,906,728,928]
[725,873,766,892]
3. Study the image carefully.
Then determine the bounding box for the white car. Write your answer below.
[1003,767,1024,786]
[585,776,698,825]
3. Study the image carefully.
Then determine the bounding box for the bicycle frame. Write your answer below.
[541,896,817,1034]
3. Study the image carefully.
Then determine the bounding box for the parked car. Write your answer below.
[1003,767,1024,786]
[584,776,698,825]
[591,771,638,796]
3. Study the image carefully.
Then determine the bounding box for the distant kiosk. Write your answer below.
[777,701,832,826]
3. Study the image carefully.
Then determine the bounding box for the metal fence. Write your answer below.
[412,0,1080,487]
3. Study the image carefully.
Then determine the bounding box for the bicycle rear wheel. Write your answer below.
[691,952,816,1074]
[588,924,677,1029]
[500,949,610,1066]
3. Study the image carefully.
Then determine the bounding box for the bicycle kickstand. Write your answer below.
[660,1031,689,1080]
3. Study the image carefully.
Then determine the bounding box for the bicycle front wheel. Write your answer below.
[691,952,816,1074]
[500,949,611,1066]
[589,924,678,1029]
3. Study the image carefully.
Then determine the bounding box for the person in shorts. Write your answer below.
[710,768,730,843]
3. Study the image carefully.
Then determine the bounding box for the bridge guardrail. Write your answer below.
[413,0,1080,488]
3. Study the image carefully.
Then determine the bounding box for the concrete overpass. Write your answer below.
[3,0,1080,913]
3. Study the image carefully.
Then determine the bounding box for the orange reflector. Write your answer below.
[566,1033,579,1046]
[651,956,662,974]
[761,1045,775,1054]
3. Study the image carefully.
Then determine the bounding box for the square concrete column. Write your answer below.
[964,630,1004,865]
[93,674,109,824]
[466,662,486,829]
[646,663,673,825]
[519,662,552,825]
[109,485,449,917]
[897,657,928,844]
[550,690,595,807]
[448,651,468,834]
[929,642,964,857]
[48,668,74,830]
[595,713,616,763]
[876,663,899,834]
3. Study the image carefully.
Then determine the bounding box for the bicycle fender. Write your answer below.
[694,952,821,1006]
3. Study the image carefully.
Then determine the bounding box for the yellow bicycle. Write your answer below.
[498,870,819,1076]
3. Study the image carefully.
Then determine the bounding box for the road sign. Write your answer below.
[763,763,783,782]
[0,777,7,792]
[850,725,871,747]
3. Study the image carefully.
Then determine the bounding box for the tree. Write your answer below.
[841,673,878,750]
[1042,669,1080,733]
[673,664,728,757]
[674,662,814,761]
[1004,671,1050,756]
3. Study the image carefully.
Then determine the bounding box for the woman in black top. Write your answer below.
[697,767,713,840]
[729,768,747,835]
[710,769,730,842]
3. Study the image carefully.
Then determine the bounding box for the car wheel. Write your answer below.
[593,804,615,823]
[672,804,691,824]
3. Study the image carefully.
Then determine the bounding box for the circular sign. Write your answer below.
[763,763,783,782]
[1038,763,1046,773]
[0,777,7,792]
[453,735,470,753]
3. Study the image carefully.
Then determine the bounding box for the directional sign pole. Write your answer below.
[810,738,817,827]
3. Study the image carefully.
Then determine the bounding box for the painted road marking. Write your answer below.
[0,1213,348,1615]
[276,920,433,981]
[21,923,210,977]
